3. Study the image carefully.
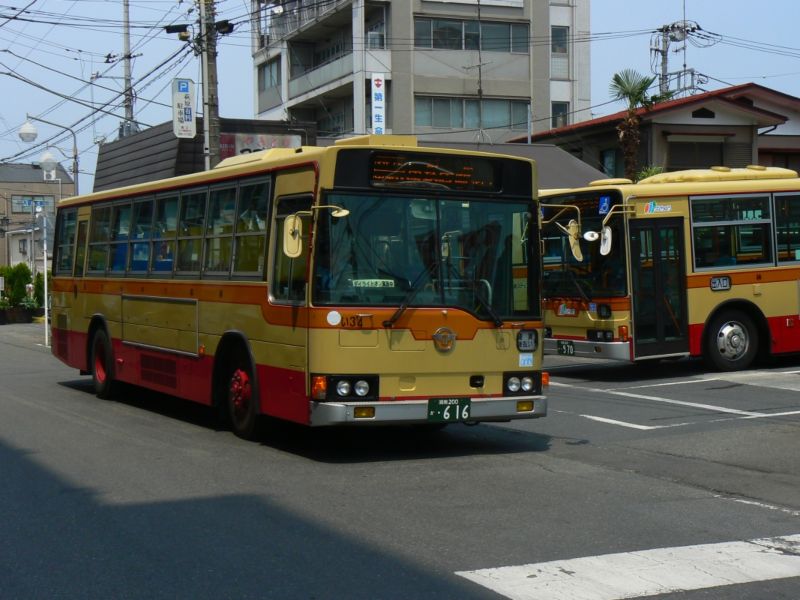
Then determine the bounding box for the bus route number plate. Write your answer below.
[427,398,470,422]
[557,340,575,356]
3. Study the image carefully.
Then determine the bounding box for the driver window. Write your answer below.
[271,196,312,303]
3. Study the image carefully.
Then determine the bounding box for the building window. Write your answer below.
[551,26,569,79]
[258,59,280,93]
[415,96,530,130]
[551,26,568,54]
[414,18,529,53]
[552,102,570,128]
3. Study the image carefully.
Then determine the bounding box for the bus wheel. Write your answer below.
[706,310,758,371]
[91,328,116,399]
[226,363,258,440]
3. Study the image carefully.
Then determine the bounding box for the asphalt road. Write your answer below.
[1,323,798,599]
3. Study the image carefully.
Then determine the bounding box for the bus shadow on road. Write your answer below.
[547,353,800,385]
[58,379,552,462]
[255,419,552,463]
[547,357,709,384]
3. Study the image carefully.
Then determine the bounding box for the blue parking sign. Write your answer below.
[178,80,189,93]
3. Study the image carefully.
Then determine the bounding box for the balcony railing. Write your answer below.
[267,0,351,41]
[289,53,353,98]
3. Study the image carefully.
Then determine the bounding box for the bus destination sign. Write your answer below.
[370,152,500,191]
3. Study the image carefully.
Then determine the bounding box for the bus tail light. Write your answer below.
[311,376,327,400]
[618,325,629,342]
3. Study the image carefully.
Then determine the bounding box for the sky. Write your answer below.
[1,0,800,194]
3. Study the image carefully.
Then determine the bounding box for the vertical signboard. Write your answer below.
[172,78,196,139]
[371,73,386,135]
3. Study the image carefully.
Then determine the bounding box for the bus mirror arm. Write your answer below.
[542,204,583,262]
[282,205,350,258]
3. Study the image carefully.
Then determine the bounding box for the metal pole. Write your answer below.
[41,209,48,347]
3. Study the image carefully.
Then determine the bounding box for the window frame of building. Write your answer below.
[413,18,529,54]
[258,58,281,93]
[415,96,530,130]
[552,101,570,128]
[551,26,569,54]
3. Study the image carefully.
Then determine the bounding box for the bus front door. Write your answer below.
[629,217,689,359]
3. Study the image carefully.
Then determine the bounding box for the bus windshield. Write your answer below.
[541,191,627,299]
[312,191,539,321]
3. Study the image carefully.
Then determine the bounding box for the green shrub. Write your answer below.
[1,263,33,306]
[34,271,44,307]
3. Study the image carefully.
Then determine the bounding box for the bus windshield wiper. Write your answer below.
[474,280,503,327]
[383,259,439,328]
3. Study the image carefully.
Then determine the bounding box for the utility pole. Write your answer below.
[199,0,221,169]
[650,21,703,97]
[120,0,138,138]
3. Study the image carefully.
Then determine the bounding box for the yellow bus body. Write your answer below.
[541,165,800,370]
[50,136,547,435]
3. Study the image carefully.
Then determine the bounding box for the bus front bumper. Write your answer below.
[544,338,631,361]
[308,395,547,427]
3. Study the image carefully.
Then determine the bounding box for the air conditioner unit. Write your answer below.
[43,168,57,181]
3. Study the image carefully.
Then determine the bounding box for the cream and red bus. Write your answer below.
[540,165,800,371]
[50,135,547,438]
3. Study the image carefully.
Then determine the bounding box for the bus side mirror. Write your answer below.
[283,214,303,258]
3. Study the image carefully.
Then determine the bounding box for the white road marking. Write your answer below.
[456,534,800,600]
[579,415,689,430]
[550,381,763,416]
[614,378,722,390]
[715,496,800,518]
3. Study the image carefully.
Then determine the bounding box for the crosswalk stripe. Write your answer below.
[456,534,800,600]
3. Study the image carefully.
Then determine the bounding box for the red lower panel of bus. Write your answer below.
[52,327,311,426]
[688,314,800,357]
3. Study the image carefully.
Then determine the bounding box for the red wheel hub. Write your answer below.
[229,369,251,415]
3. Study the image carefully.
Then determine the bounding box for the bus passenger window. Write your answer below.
[151,195,177,274]
[233,179,271,276]
[129,198,153,272]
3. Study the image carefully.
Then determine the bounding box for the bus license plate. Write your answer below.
[427,398,471,422]
[557,340,575,356]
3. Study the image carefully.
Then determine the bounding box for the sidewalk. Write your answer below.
[0,322,50,348]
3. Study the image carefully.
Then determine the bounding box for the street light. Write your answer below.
[18,114,79,195]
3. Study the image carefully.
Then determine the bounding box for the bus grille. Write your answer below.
[141,354,177,388]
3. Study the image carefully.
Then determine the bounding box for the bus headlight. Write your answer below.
[504,372,541,396]
[313,374,379,401]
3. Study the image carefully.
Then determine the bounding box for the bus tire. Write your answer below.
[90,328,116,399]
[705,310,758,371]
[223,350,259,440]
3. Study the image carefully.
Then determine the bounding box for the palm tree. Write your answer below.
[609,69,673,180]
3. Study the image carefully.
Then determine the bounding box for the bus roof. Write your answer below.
[541,165,800,199]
